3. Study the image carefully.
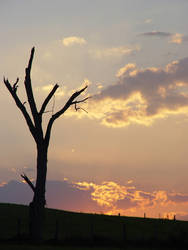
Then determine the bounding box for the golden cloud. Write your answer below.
[75,181,134,208]
[65,57,188,127]
[116,63,136,78]
[74,180,188,218]
[36,84,65,98]
[62,36,87,47]
[66,92,153,127]
[170,33,184,44]
[153,190,168,206]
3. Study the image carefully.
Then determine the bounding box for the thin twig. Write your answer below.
[74,103,88,113]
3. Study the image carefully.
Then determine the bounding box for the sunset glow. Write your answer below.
[73,180,188,219]
[0,0,188,220]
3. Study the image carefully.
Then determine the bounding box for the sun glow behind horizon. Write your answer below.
[0,0,188,221]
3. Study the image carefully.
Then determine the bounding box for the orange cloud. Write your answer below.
[66,57,188,127]
[0,181,7,187]
[1,179,188,220]
[74,180,188,219]
[153,190,168,206]
[75,181,133,208]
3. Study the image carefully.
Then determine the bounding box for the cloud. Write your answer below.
[168,192,188,203]
[66,57,188,127]
[23,166,34,172]
[140,31,171,37]
[75,181,135,208]
[62,36,87,47]
[176,212,188,221]
[144,19,152,24]
[139,31,188,44]
[96,83,103,89]
[0,181,7,187]
[170,33,185,44]
[89,45,140,59]
[74,180,188,218]
[0,180,33,204]
[116,63,136,78]
[0,180,101,212]
[1,179,188,219]
[46,180,100,212]
[35,84,65,100]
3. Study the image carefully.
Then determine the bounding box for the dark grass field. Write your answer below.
[0,203,188,249]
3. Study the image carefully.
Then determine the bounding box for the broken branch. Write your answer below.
[3,78,37,140]
[24,47,39,127]
[39,84,59,115]
[21,173,35,192]
[13,78,19,93]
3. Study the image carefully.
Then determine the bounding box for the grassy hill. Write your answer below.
[0,203,188,249]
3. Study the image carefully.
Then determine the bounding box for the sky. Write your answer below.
[1,0,188,220]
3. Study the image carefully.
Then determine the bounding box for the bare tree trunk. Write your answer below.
[3,47,89,242]
[29,142,47,241]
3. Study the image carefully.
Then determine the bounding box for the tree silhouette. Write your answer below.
[3,47,89,241]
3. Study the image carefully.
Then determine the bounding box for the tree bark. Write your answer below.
[29,142,48,241]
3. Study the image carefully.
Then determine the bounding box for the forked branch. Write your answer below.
[4,47,90,150]
[52,85,88,120]
[45,85,88,146]
[72,96,90,105]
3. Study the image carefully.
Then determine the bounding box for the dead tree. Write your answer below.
[3,47,88,241]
